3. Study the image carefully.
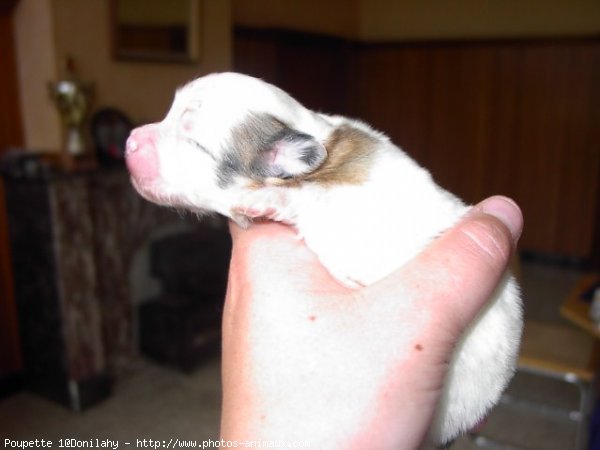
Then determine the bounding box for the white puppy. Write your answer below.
[125,72,522,445]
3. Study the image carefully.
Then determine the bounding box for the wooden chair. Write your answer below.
[473,320,598,450]
[519,321,598,449]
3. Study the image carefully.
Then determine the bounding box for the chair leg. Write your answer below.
[574,380,592,450]
[470,367,593,450]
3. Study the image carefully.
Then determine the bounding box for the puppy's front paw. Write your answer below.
[231,206,277,219]
[230,206,278,228]
[231,188,294,226]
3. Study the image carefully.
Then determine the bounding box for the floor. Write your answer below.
[0,360,222,443]
[0,260,593,449]
[455,260,590,450]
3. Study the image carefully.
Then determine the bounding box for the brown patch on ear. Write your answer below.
[219,114,290,188]
[232,115,288,168]
[271,124,377,187]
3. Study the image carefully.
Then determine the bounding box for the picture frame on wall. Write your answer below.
[110,0,202,63]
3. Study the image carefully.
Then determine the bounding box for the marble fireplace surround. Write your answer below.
[4,166,223,410]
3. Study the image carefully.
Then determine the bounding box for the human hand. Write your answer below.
[220,196,523,450]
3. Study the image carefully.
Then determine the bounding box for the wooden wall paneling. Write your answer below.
[484,44,522,204]
[426,45,496,203]
[355,44,502,205]
[234,28,353,115]
[515,46,562,255]
[0,178,21,378]
[392,46,434,165]
[428,47,465,198]
[553,43,600,257]
[467,46,499,203]
[351,48,396,136]
[352,45,432,169]
[0,13,23,153]
[234,29,279,84]
[276,34,351,115]
[233,28,600,260]
[512,44,572,255]
[0,7,23,381]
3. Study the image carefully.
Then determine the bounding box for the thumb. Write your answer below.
[370,195,523,333]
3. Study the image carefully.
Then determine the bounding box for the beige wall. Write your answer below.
[15,0,598,151]
[118,0,189,26]
[14,0,62,150]
[357,0,600,41]
[233,0,359,38]
[233,0,600,41]
[15,0,232,152]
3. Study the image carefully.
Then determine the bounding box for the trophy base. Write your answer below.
[42,152,98,173]
[61,152,97,172]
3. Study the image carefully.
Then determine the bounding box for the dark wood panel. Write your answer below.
[484,46,522,203]
[233,29,279,83]
[554,43,600,257]
[234,28,600,260]
[0,9,23,379]
[0,14,23,154]
[0,178,21,377]
[511,43,599,257]
[235,28,353,114]
[0,0,19,15]
[352,46,432,167]
[511,45,567,254]
[355,41,599,260]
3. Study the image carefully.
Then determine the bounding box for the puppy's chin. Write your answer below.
[129,176,183,209]
[130,176,158,202]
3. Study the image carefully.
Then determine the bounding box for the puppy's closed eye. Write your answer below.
[180,108,200,133]
[186,138,215,160]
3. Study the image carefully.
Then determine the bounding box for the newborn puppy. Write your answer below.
[125,72,522,445]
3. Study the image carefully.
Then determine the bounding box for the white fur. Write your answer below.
[126,72,523,445]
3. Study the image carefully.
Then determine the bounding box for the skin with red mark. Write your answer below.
[221,196,522,449]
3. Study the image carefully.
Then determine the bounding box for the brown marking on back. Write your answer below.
[245,179,266,189]
[268,124,378,188]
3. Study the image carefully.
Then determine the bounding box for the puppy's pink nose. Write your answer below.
[126,124,159,154]
[125,124,160,182]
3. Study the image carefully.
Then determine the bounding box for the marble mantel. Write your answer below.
[3,163,216,409]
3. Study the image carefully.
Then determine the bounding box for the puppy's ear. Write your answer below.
[254,130,327,180]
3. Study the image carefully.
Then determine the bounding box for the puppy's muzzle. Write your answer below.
[125,124,161,184]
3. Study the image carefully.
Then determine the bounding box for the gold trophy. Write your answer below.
[49,58,95,168]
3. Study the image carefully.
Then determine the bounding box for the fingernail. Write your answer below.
[478,196,523,243]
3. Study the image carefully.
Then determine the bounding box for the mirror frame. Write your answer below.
[110,0,202,63]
